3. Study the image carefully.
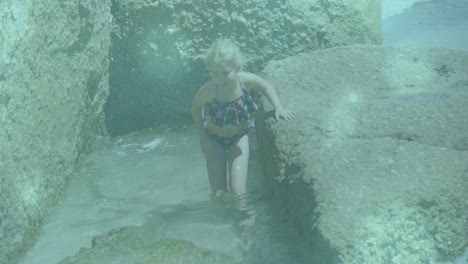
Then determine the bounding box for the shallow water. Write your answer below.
[19,126,304,264]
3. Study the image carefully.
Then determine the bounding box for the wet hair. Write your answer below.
[204,39,244,71]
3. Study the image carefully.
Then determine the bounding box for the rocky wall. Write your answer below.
[106,0,382,136]
[256,45,468,263]
[0,0,112,263]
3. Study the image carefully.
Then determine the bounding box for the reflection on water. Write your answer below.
[19,126,304,264]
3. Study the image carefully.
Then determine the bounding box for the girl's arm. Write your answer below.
[192,85,207,135]
[192,84,211,154]
[241,72,295,120]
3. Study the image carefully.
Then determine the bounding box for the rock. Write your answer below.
[58,226,242,264]
[0,0,112,263]
[105,0,382,136]
[382,0,425,19]
[256,45,468,263]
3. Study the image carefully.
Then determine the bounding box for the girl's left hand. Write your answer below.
[275,108,296,121]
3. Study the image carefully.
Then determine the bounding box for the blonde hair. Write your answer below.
[204,39,244,71]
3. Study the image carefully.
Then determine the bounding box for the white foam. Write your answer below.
[142,138,164,150]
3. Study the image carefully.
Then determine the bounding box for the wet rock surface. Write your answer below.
[256,45,468,263]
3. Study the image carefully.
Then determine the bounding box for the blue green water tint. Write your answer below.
[18,0,468,263]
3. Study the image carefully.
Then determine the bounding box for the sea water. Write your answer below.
[19,126,304,264]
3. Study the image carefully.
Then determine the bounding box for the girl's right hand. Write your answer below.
[275,108,296,121]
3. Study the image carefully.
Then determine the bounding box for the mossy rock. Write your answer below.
[59,226,242,264]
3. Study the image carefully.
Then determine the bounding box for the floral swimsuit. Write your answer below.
[205,84,258,149]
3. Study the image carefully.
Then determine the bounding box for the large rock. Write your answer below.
[0,0,112,263]
[58,226,242,264]
[105,0,382,136]
[382,0,425,19]
[256,45,468,263]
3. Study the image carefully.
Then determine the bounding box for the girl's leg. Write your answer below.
[227,134,249,194]
[204,134,228,194]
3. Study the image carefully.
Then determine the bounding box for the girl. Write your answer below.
[192,39,295,195]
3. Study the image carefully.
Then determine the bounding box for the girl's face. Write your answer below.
[209,64,238,85]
